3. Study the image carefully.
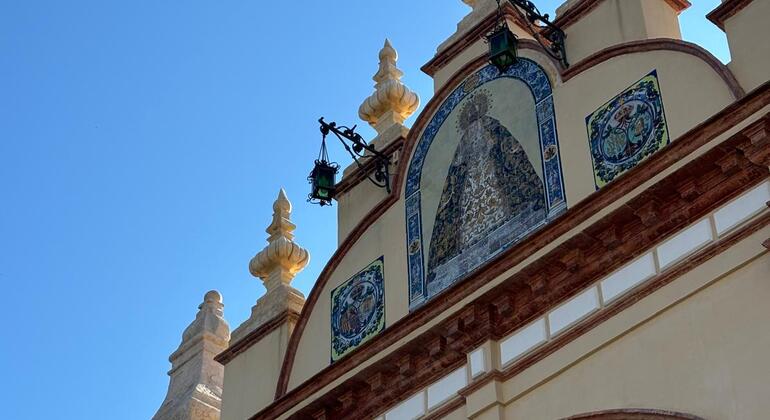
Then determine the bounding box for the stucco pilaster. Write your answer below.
[461,374,507,420]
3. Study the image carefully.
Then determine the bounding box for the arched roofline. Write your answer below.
[563,408,705,420]
[562,38,745,98]
[273,37,744,399]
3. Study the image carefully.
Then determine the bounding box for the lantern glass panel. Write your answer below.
[488,27,518,72]
[310,161,338,203]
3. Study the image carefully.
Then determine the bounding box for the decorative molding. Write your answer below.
[707,0,755,30]
[421,3,561,78]
[271,76,769,403]
[422,395,465,420]
[426,37,744,104]
[562,39,745,99]
[253,110,770,419]
[215,310,299,365]
[562,408,704,420]
[457,370,504,397]
[554,0,691,30]
[496,212,770,386]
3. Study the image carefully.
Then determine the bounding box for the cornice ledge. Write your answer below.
[707,0,755,31]
[554,0,691,29]
[421,3,558,78]
[422,395,466,420]
[272,81,769,404]
[215,309,300,365]
[255,101,770,420]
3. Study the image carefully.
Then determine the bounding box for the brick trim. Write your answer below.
[422,395,465,420]
[562,39,745,99]
[273,77,768,402]
[253,112,770,419]
[707,0,755,31]
[421,3,562,78]
[563,408,704,420]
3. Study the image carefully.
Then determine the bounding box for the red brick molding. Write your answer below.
[554,0,691,30]
[563,409,704,420]
[214,310,300,365]
[562,39,745,99]
[422,396,465,420]
[421,3,563,77]
[708,0,755,31]
[253,109,770,419]
[269,80,769,405]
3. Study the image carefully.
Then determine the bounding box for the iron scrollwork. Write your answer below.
[318,118,391,193]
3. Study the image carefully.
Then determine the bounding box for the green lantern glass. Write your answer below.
[488,26,518,73]
[309,160,339,205]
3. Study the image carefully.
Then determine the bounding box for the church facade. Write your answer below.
[155,0,770,419]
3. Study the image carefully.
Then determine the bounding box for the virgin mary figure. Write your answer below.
[427,91,546,282]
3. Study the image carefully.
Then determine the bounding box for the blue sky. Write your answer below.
[0,1,729,419]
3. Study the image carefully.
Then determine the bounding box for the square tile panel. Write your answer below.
[586,70,670,189]
[331,257,385,362]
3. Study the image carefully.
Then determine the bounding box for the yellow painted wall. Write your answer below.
[286,46,738,393]
[220,324,291,420]
[724,0,770,92]
[502,251,770,420]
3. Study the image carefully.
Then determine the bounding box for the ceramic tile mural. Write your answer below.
[330,257,385,362]
[587,70,670,189]
[405,59,567,310]
[428,90,547,287]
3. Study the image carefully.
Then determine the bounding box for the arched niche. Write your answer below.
[404,59,567,310]
[562,408,705,420]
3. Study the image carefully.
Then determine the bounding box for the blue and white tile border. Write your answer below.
[405,60,568,310]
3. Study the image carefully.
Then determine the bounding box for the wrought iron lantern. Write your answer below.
[308,160,339,206]
[488,25,519,73]
[308,118,391,207]
[487,0,569,70]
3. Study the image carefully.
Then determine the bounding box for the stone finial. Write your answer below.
[232,189,308,342]
[462,0,478,9]
[153,291,230,420]
[249,189,310,292]
[358,39,420,135]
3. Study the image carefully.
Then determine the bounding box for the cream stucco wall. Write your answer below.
[552,49,736,205]
[723,0,770,92]
[220,324,292,420]
[285,46,740,396]
[562,0,683,64]
[288,200,409,390]
[336,167,390,243]
[502,249,770,420]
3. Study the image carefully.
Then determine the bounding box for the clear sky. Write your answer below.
[0,1,730,419]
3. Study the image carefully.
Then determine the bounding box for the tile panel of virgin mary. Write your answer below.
[426,89,547,295]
